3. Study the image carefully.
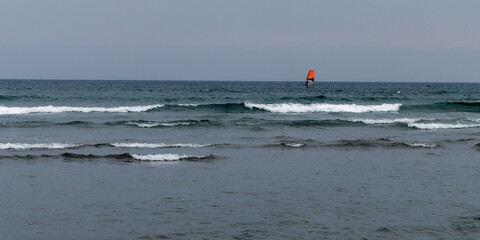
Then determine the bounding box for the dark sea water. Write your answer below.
[1,80,480,240]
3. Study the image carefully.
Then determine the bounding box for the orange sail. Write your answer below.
[306,70,314,81]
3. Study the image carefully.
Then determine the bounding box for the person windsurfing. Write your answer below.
[305,70,314,88]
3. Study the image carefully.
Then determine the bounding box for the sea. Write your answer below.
[1,80,480,240]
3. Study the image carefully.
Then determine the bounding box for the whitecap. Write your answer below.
[0,142,82,150]
[281,143,306,148]
[406,143,437,148]
[177,103,200,107]
[0,104,164,115]
[111,143,212,148]
[245,102,401,113]
[126,121,193,128]
[350,118,421,124]
[131,153,210,161]
[408,122,480,130]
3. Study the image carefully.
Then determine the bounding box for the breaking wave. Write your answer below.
[406,143,437,148]
[0,104,164,115]
[0,142,216,150]
[0,153,215,162]
[0,142,82,150]
[270,138,441,149]
[349,118,480,130]
[350,118,421,125]
[111,143,213,148]
[244,102,401,113]
[324,139,439,149]
[131,153,213,161]
[281,143,306,148]
[408,122,480,130]
[125,119,210,128]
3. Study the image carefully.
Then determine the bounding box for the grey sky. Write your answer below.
[1,0,479,81]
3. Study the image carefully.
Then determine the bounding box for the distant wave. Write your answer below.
[324,139,439,149]
[0,94,50,101]
[449,101,480,106]
[405,143,437,148]
[0,104,164,115]
[349,118,480,130]
[0,152,215,162]
[280,95,326,101]
[408,122,480,130]
[0,95,19,100]
[0,119,212,129]
[176,103,200,107]
[0,142,215,150]
[350,118,421,125]
[402,102,480,113]
[0,142,82,150]
[3,117,480,130]
[281,143,306,148]
[131,153,213,161]
[244,102,402,113]
[111,143,213,148]
[270,138,440,149]
[124,119,210,128]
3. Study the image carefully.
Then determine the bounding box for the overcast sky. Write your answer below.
[1,0,479,82]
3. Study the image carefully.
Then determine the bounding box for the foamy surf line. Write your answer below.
[406,143,437,148]
[281,143,306,148]
[126,121,195,128]
[245,102,402,113]
[0,143,83,150]
[111,143,213,148]
[0,153,215,162]
[349,118,480,130]
[350,118,422,125]
[0,104,164,115]
[408,122,480,130]
[131,153,213,162]
[0,142,215,150]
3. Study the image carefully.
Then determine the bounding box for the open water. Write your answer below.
[1,80,480,239]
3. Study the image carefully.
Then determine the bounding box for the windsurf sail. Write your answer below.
[306,70,314,87]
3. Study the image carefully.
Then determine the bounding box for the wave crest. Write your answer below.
[125,119,207,128]
[0,142,82,150]
[350,118,421,125]
[0,152,215,162]
[244,102,401,113]
[0,104,164,115]
[408,122,480,130]
[406,143,437,148]
[111,143,212,148]
[131,153,213,161]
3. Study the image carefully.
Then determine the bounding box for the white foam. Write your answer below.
[0,142,81,150]
[351,118,420,124]
[407,143,437,148]
[283,143,306,148]
[127,121,193,128]
[111,143,212,148]
[408,122,480,130]
[177,103,200,107]
[245,102,401,113]
[0,104,164,115]
[131,153,209,161]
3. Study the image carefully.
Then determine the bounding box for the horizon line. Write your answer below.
[0,78,479,84]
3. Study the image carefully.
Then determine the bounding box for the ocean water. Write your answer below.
[1,80,480,239]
